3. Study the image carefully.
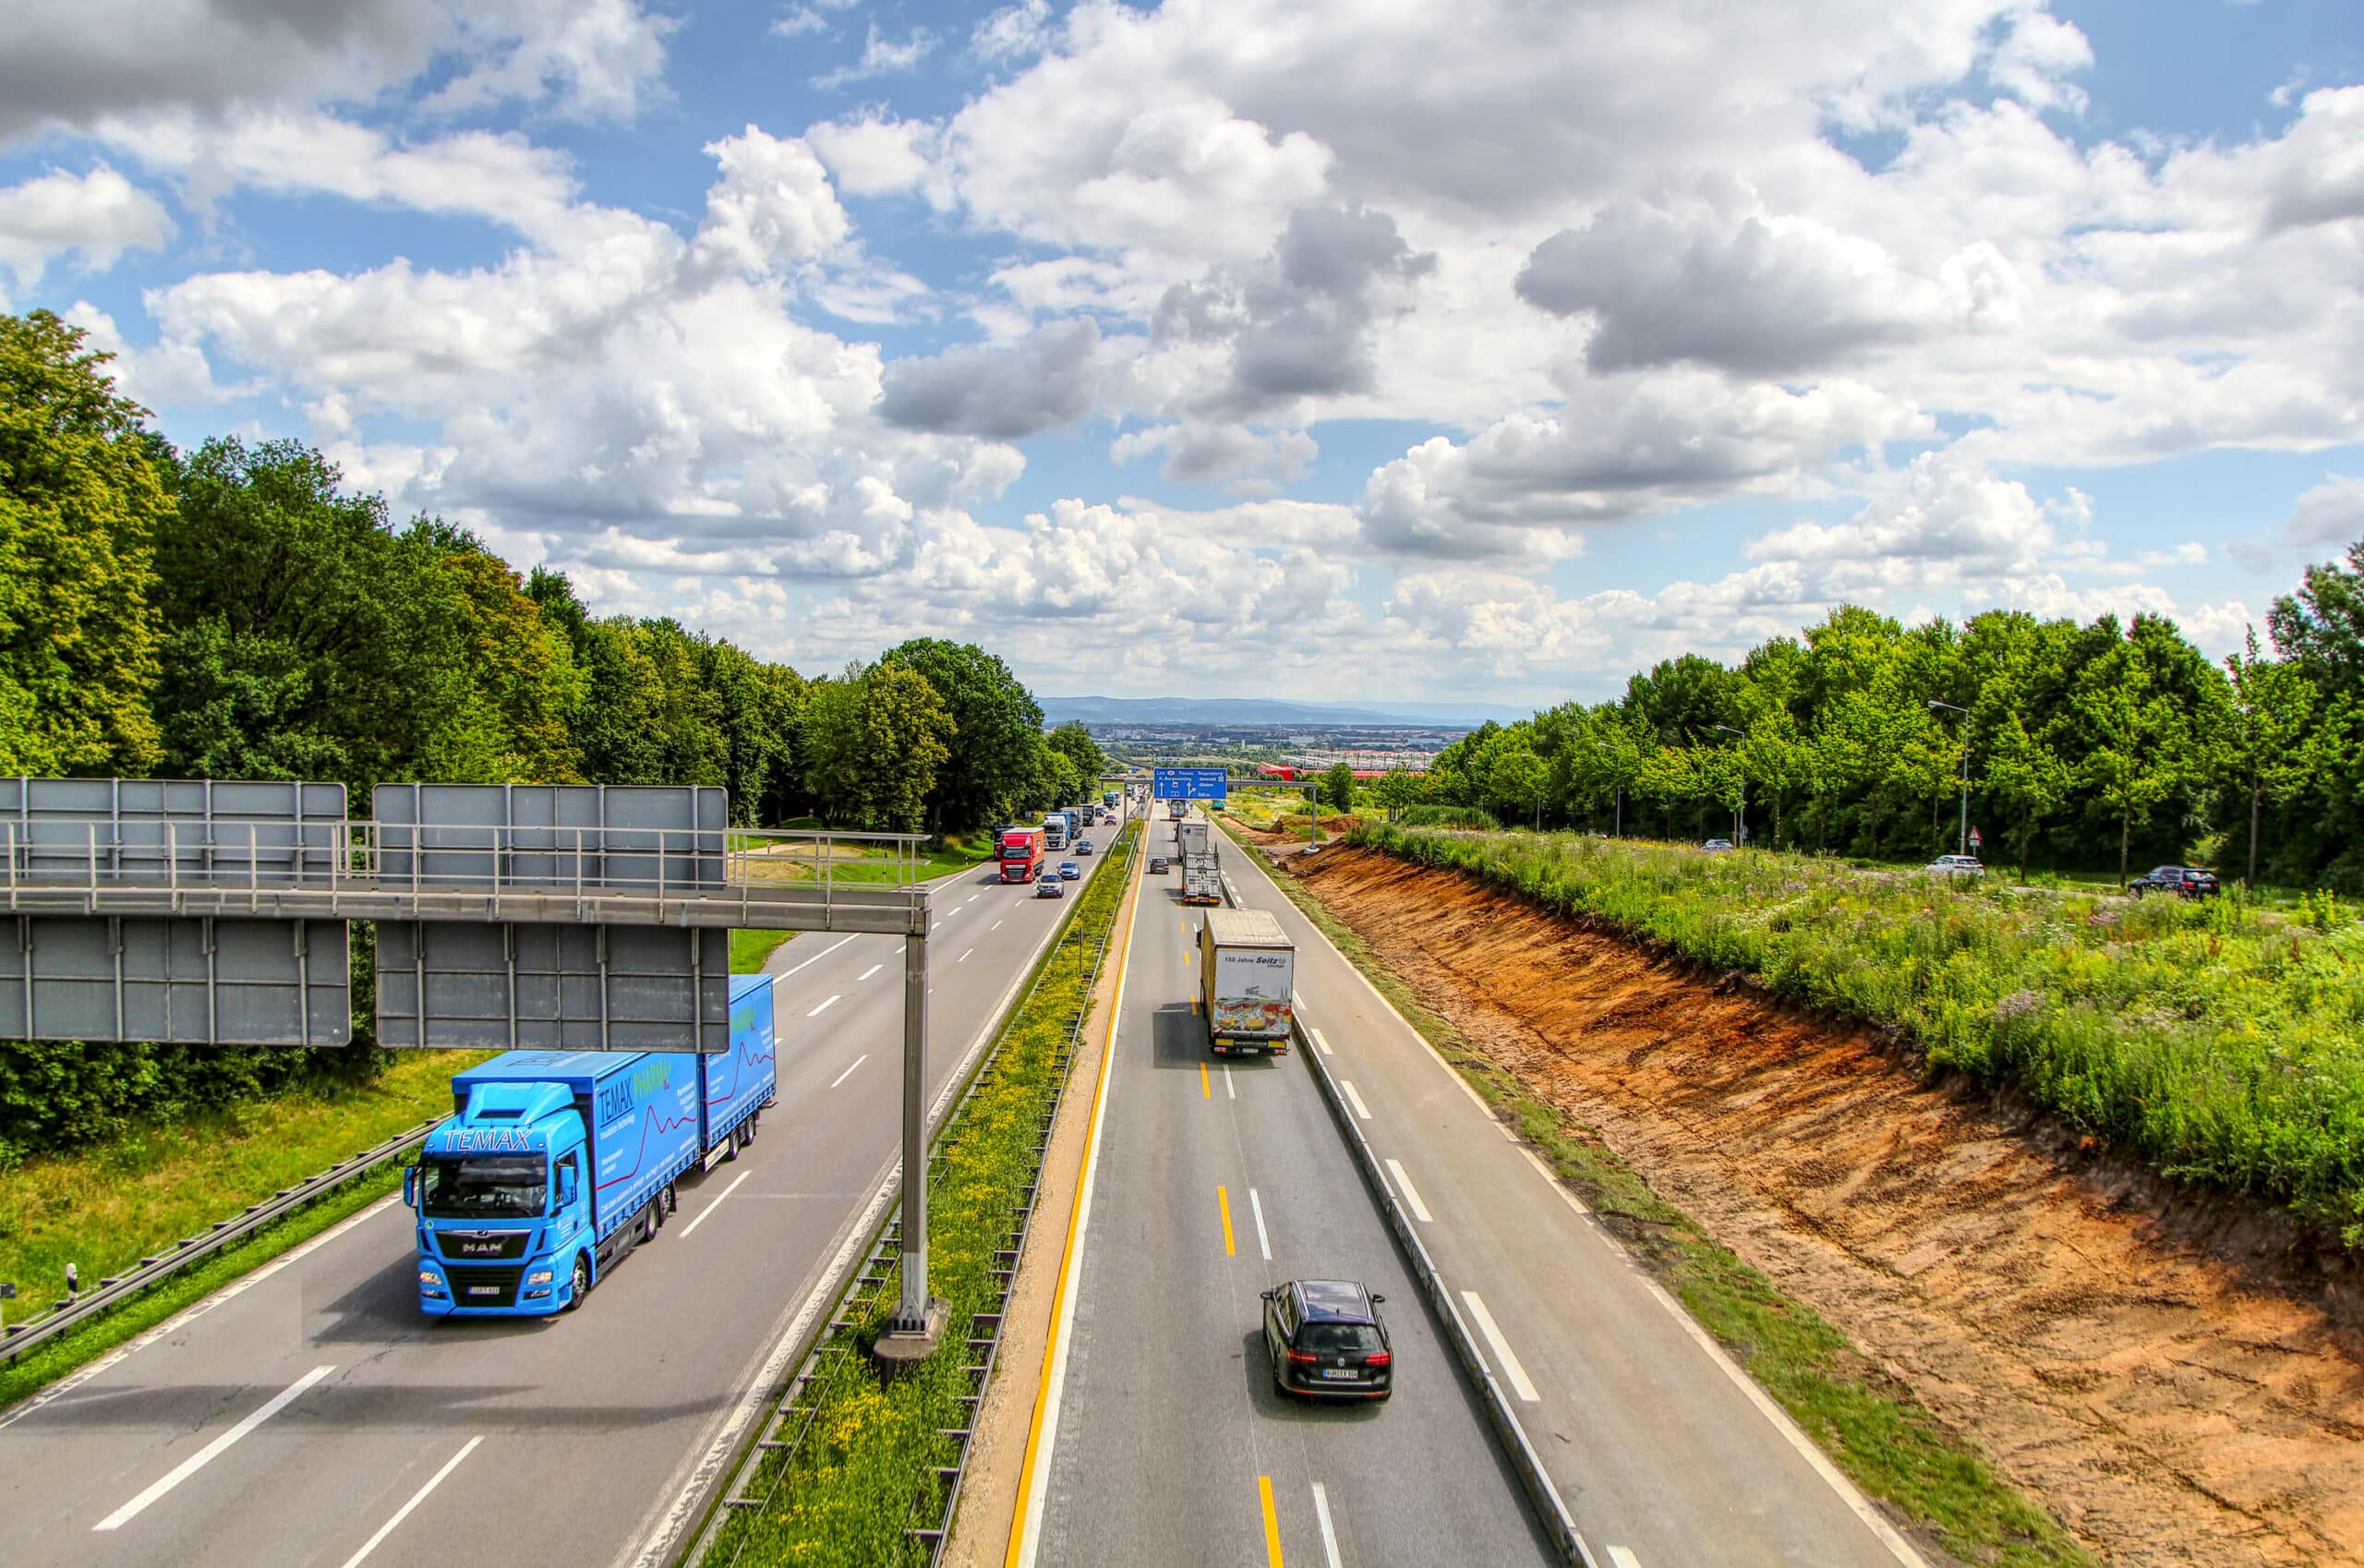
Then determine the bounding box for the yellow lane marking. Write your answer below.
[1005,833,1145,1568]
[1218,1185,1236,1256]
[1200,1061,1211,1099]
[1260,1475,1285,1567]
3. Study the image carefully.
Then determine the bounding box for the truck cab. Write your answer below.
[405,1051,703,1317]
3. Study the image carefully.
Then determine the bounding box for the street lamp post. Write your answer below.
[1711,724,1747,846]
[1927,699,1971,856]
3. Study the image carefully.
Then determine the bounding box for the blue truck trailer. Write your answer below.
[404,973,778,1316]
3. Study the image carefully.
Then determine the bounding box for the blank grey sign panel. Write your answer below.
[0,915,350,1045]
[376,920,728,1052]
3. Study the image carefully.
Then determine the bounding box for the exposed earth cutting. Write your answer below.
[1276,840,2364,1568]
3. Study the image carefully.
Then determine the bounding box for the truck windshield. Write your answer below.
[419,1155,548,1219]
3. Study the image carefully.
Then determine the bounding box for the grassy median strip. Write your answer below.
[1350,824,2364,1245]
[0,1048,492,1409]
[1227,822,2086,1568]
[702,822,1138,1568]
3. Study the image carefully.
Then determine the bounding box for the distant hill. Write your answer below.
[1040,695,1528,729]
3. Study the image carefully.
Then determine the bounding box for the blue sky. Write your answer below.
[1,0,2358,707]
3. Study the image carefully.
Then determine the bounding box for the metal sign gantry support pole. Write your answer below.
[876,915,947,1363]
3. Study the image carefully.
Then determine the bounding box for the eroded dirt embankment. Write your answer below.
[1285,844,2364,1568]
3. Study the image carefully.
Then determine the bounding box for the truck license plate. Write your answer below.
[1321,1368,1357,1381]
[467,1285,499,1296]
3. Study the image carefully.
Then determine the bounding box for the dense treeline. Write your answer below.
[1393,585,2364,890]
[0,308,1090,1160]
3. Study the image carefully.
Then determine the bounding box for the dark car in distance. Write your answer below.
[2129,865,2221,899]
[1148,856,1169,874]
[1261,1279,1392,1401]
[1075,838,1093,855]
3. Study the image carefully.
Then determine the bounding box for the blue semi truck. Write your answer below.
[403,973,778,1317]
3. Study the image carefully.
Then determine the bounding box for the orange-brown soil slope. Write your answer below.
[1288,844,2364,1568]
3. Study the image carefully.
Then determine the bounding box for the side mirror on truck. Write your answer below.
[557,1167,578,1208]
[402,1166,416,1208]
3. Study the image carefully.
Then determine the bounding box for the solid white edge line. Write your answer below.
[1311,1480,1345,1568]
[1224,1064,1236,1100]
[677,1171,753,1239]
[1515,1142,1592,1215]
[622,844,1101,1568]
[1631,1272,1931,1568]
[0,1193,396,1431]
[807,995,840,1018]
[93,1364,335,1531]
[827,1054,869,1091]
[1339,1079,1373,1120]
[1459,1291,1540,1404]
[1016,843,1141,1568]
[1311,1026,1333,1055]
[335,1434,484,1568]
[1384,1158,1434,1224]
[857,963,883,983]
[768,934,857,983]
[1248,1188,1272,1261]
[1608,1548,1642,1568]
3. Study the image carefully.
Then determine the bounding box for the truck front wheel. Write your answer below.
[563,1254,590,1312]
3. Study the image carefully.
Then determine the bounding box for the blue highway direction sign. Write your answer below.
[1153,767,1229,802]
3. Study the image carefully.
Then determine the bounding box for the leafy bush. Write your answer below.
[1350,824,2364,1243]
[1395,803,1499,830]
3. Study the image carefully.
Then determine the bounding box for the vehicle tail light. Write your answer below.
[1363,1351,1392,1369]
[1286,1348,1319,1364]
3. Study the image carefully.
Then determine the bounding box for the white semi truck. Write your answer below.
[1176,818,1222,904]
[1198,908,1296,1055]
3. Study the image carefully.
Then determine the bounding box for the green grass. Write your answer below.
[0,1049,490,1339]
[1225,820,2089,1567]
[0,1160,407,1410]
[732,929,798,971]
[1347,824,2364,1244]
[704,820,1140,1567]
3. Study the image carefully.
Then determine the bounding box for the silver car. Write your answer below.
[1926,854,1985,878]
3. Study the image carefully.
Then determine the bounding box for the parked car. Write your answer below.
[1261,1279,1392,1401]
[1700,838,1734,853]
[1075,838,1093,855]
[1058,860,1081,880]
[1926,854,1985,878]
[1035,872,1064,898]
[1149,856,1169,874]
[2129,865,2220,899]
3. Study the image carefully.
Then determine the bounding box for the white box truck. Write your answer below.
[1199,908,1295,1055]
[1176,818,1222,904]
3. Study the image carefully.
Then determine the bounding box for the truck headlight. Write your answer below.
[417,1270,447,1297]
[526,1269,554,1285]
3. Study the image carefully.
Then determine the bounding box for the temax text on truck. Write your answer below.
[1199,907,1296,1055]
[404,973,778,1316]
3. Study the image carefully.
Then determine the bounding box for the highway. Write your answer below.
[1188,815,1927,1568]
[1023,810,1556,1568]
[0,814,1128,1568]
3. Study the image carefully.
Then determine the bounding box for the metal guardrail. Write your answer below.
[688,818,1144,1568]
[1292,995,1597,1568]
[0,819,935,935]
[1,1116,440,1368]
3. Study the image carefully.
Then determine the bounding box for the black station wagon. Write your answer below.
[1261,1278,1392,1401]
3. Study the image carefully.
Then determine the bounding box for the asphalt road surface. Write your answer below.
[1206,817,1927,1568]
[0,813,1128,1568]
[1025,814,1556,1568]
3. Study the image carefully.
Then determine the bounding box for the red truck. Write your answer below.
[999,826,1043,884]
